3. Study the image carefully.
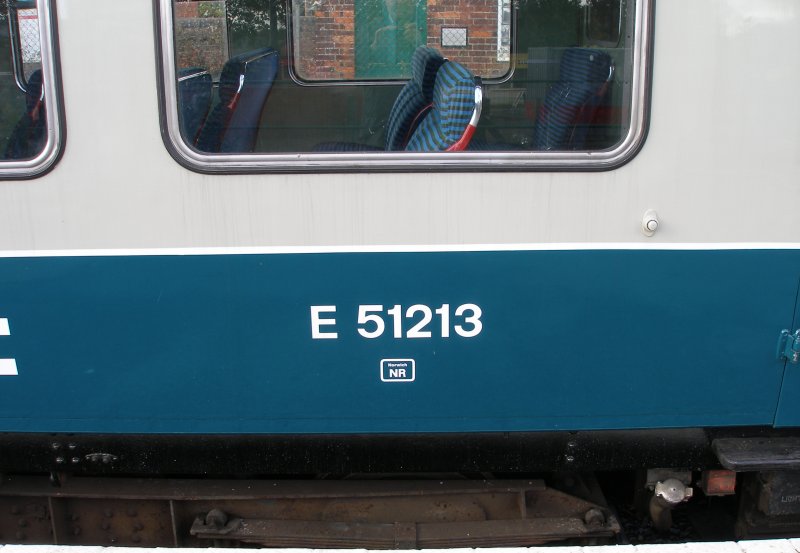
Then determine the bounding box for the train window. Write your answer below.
[291,0,510,81]
[0,0,62,178]
[159,0,652,171]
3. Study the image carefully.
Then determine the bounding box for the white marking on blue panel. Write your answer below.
[380,359,416,382]
[0,359,17,376]
[0,318,17,376]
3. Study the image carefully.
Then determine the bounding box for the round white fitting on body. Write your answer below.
[642,209,659,237]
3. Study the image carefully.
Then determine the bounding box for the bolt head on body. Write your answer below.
[642,209,659,237]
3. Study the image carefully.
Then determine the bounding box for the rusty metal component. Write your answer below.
[188,480,619,548]
[0,498,53,543]
[701,469,737,496]
[194,508,240,537]
[0,475,618,548]
[49,499,173,546]
[584,507,606,527]
[192,516,608,548]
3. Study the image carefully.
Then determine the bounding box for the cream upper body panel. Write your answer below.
[0,0,797,251]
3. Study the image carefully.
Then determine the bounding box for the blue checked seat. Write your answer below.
[314,46,445,152]
[196,48,279,153]
[532,47,612,151]
[4,69,46,160]
[405,60,479,152]
[176,67,213,146]
[384,46,444,150]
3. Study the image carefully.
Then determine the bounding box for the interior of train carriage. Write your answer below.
[0,0,45,161]
[171,0,635,154]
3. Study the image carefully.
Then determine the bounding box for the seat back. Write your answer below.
[405,61,481,152]
[532,47,612,151]
[177,67,212,145]
[384,46,445,151]
[196,48,279,153]
[3,69,46,160]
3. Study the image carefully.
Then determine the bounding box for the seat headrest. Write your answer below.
[559,48,612,85]
[410,46,445,100]
[25,69,44,112]
[532,48,613,151]
[218,48,279,104]
[405,60,476,151]
[432,60,475,135]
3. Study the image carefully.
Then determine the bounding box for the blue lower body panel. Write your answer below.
[0,248,798,434]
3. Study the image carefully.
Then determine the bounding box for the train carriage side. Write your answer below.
[0,0,799,547]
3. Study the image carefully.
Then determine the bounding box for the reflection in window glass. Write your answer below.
[586,0,621,45]
[174,0,229,79]
[497,0,511,62]
[292,0,509,81]
[0,0,47,161]
[169,0,636,157]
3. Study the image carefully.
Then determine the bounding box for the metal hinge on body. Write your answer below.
[777,329,800,364]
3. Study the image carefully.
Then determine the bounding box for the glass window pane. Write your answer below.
[292,0,510,80]
[164,0,648,168]
[0,0,61,173]
[0,1,46,159]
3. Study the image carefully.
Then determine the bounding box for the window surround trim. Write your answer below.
[0,0,64,180]
[156,0,654,173]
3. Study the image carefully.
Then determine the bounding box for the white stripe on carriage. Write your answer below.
[1,242,800,258]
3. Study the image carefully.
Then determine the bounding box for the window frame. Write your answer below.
[156,0,654,173]
[0,0,64,180]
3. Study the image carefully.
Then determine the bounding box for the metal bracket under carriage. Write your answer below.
[0,475,618,548]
